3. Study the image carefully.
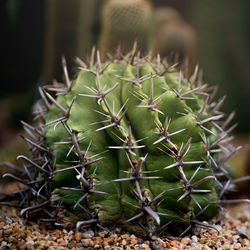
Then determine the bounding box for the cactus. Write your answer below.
[98,0,153,57]
[152,7,197,76]
[1,49,249,237]
[153,7,182,28]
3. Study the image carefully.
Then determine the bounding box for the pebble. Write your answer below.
[121,239,127,245]
[191,235,198,242]
[0,204,249,249]
[81,238,90,247]
[74,231,82,242]
[82,229,94,238]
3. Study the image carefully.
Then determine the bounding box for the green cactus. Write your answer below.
[1,50,249,237]
[98,0,153,57]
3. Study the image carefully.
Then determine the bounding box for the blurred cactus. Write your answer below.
[152,7,197,76]
[98,0,153,57]
[153,7,181,28]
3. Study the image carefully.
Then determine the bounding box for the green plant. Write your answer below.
[98,0,153,57]
[1,50,249,237]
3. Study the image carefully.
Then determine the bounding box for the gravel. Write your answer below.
[0,204,249,249]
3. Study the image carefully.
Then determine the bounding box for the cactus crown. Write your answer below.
[2,48,248,237]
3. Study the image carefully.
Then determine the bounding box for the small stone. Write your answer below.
[81,239,90,247]
[182,237,192,245]
[121,239,127,245]
[1,241,7,247]
[5,217,13,224]
[234,242,242,249]
[82,230,94,238]
[130,238,138,245]
[121,234,128,239]
[191,235,198,242]
[60,241,67,247]
[113,247,122,250]
[17,240,26,247]
[223,244,230,249]
[68,230,74,236]
[98,231,105,237]
[89,240,94,247]
[190,242,198,248]
[141,243,150,249]
[39,240,47,246]
[74,231,82,242]
[170,240,178,247]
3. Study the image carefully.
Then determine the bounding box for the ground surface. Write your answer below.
[0,203,249,249]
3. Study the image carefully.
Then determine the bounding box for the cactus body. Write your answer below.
[2,51,248,237]
[99,0,153,56]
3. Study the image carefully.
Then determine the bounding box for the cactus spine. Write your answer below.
[1,49,249,237]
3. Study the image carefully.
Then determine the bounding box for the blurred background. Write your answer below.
[0,0,250,193]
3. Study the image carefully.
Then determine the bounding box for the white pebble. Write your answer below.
[1,241,7,247]
[239,226,246,234]
[82,229,94,238]
[5,216,12,225]
[191,235,198,242]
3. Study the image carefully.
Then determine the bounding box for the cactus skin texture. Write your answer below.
[99,0,153,56]
[2,49,250,237]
